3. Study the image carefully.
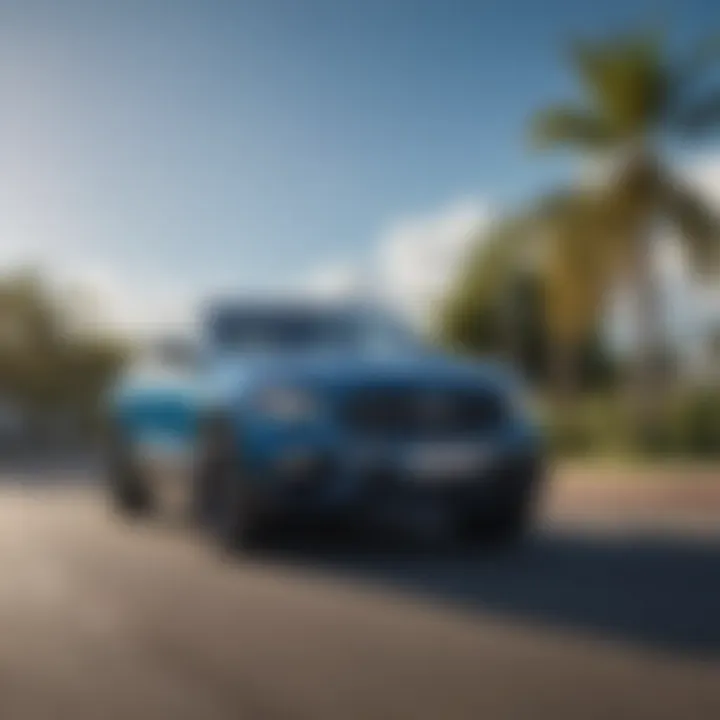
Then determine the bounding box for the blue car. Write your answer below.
[106,300,544,549]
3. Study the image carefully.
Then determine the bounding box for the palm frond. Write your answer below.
[528,189,621,342]
[570,33,669,134]
[664,177,720,275]
[543,226,614,344]
[530,106,617,150]
[454,216,534,302]
[439,215,536,350]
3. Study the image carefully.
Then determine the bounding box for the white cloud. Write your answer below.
[51,262,196,337]
[678,157,720,206]
[302,262,365,300]
[376,199,492,323]
[0,255,195,338]
[0,205,196,337]
[302,198,493,326]
[599,159,720,355]
[660,161,720,349]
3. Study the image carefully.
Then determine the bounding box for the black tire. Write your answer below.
[458,489,534,548]
[195,417,267,553]
[484,494,533,545]
[105,428,154,518]
[462,457,545,548]
[214,468,267,553]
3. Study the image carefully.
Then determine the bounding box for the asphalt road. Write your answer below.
[1,468,719,720]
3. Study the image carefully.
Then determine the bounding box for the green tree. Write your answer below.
[440,214,533,363]
[0,270,127,443]
[441,202,617,394]
[531,30,720,421]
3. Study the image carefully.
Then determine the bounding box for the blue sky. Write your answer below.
[1,0,719,327]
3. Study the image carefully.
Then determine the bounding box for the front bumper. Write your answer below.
[240,430,544,524]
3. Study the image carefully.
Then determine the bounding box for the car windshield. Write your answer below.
[208,305,420,354]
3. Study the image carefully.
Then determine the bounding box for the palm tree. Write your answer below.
[441,192,611,400]
[440,213,538,365]
[531,30,720,423]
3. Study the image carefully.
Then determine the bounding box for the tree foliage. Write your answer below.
[439,212,616,390]
[0,271,127,440]
[531,30,720,335]
[528,30,720,416]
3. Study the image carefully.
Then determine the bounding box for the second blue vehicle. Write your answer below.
[106,300,544,550]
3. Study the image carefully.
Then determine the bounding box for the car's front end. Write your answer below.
[220,356,544,541]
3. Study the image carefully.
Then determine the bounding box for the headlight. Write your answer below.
[254,387,322,423]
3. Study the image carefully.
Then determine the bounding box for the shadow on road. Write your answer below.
[258,528,720,659]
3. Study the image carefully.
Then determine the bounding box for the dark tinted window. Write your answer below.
[208,307,360,351]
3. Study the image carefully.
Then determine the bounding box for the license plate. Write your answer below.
[404,442,491,480]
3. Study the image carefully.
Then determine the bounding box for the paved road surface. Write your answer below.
[0,469,719,719]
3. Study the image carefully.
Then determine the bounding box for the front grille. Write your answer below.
[343,387,506,437]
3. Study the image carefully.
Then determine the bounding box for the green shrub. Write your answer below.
[542,401,624,457]
[635,421,678,458]
[546,413,596,457]
[674,388,720,458]
[542,387,720,460]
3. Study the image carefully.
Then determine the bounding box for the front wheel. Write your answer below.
[214,470,268,553]
[105,429,154,518]
[194,418,268,553]
[458,487,536,548]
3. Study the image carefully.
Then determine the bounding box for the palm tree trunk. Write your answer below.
[630,225,664,433]
[550,337,576,408]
